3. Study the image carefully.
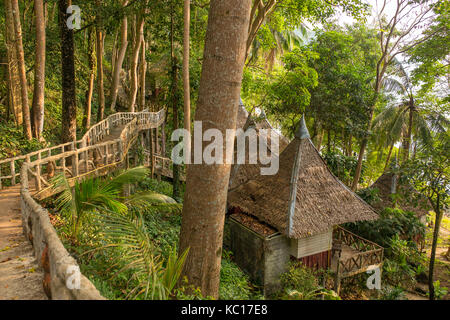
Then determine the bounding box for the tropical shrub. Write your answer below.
[379,286,406,300]
[429,281,448,300]
[323,151,365,185]
[219,251,253,300]
[278,261,339,300]
[356,187,381,205]
[94,207,188,299]
[344,207,425,248]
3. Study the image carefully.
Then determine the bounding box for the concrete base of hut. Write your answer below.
[226,216,290,296]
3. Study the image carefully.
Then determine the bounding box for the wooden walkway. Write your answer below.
[0,109,166,300]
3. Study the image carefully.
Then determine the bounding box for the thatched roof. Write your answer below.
[228,116,378,239]
[229,101,290,190]
[370,171,431,218]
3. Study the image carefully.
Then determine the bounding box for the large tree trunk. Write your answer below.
[429,199,443,300]
[59,0,77,143]
[178,0,252,299]
[110,0,128,112]
[96,0,105,121]
[129,13,145,112]
[4,0,23,126]
[31,0,46,141]
[183,0,191,134]
[84,28,96,130]
[11,0,32,140]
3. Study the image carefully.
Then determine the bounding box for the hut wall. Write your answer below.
[297,250,331,270]
[263,233,290,295]
[228,218,266,286]
[228,218,290,296]
[290,229,332,259]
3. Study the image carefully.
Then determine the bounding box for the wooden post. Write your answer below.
[10,160,15,186]
[36,153,41,191]
[72,145,79,178]
[149,129,154,176]
[85,150,89,173]
[333,240,342,295]
[151,155,155,179]
[156,126,160,155]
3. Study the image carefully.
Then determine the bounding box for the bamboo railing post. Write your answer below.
[85,150,89,173]
[72,145,79,178]
[10,160,16,186]
[36,153,41,191]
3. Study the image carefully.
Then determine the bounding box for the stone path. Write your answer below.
[0,185,47,300]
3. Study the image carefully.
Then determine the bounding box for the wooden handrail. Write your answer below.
[334,226,384,276]
[0,110,165,190]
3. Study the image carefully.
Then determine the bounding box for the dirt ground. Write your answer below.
[405,222,450,300]
[0,185,47,300]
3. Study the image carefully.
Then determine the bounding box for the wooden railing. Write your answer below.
[333,226,384,277]
[0,109,163,190]
[142,152,186,180]
[15,109,164,300]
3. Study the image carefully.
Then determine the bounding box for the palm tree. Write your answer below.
[247,26,306,70]
[372,100,432,170]
[52,166,187,299]
[374,59,433,165]
[52,166,180,241]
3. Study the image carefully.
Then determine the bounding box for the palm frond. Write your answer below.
[51,173,75,215]
[413,114,433,148]
[382,77,407,94]
[94,206,187,300]
[160,247,189,294]
[104,166,150,190]
[124,191,182,214]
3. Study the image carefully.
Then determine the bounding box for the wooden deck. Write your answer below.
[331,226,384,279]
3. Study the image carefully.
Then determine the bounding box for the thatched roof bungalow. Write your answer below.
[225,114,382,295]
[370,170,431,223]
[228,115,378,238]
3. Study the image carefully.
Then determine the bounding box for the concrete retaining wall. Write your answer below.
[21,166,105,300]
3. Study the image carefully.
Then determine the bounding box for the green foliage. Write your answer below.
[428,280,448,300]
[138,177,175,198]
[0,121,45,159]
[382,235,426,288]
[323,151,365,185]
[243,47,318,136]
[378,286,405,300]
[356,187,381,206]
[278,261,339,300]
[219,251,253,300]
[52,167,153,240]
[280,261,318,294]
[94,206,188,300]
[344,207,426,248]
